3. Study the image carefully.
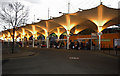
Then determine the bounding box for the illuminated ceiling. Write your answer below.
[1,3,120,39]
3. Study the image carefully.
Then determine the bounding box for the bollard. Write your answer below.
[115,47,117,56]
[114,45,117,56]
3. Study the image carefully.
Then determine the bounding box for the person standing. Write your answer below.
[76,41,80,50]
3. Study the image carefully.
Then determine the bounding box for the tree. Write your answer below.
[0,2,29,53]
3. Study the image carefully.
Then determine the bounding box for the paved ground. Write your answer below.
[2,51,36,60]
[2,48,120,74]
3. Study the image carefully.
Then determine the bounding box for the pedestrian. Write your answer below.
[19,41,22,47]
[76,41,80,50]
[81,42,83,49]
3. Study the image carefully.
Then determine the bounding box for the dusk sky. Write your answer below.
[0,0,120,31]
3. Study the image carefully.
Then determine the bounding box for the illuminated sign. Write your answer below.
[95,39,111,42]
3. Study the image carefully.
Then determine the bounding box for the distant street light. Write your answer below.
[59,12,62,14]
[3,26,7,30]
[59,12,68,15]
[50,16,52,19]
[37,18,41,20]
[37,18,42,22]
[78,8,83,11]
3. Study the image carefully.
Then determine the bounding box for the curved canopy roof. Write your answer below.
[34,20,61,36]
[52,12,86,34]
[71,24,88,34]
[1,3,120,39]
[50,27,66,37]
[76,4,120,32]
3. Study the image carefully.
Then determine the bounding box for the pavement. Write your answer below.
[2,51,36,60]
[2,48,120,74]
[101,50,120,56]
[1,42,37,60]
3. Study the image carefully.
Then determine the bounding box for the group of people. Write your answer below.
[50,41,65,48]
[50,40,93,50]
[69,40,91,50]
[18,39,95,50]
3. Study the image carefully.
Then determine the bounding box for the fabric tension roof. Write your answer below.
[1,3,120,39]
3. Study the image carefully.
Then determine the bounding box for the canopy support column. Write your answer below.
[22,38,24,47]
[98,32,102,50]
[66,35,70,50]
[98,35,101,50]
[46,36,49,48]
[33,37,35,47]
[58,36,60,40]
[27,38,29,47]
[15,39,17,45]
